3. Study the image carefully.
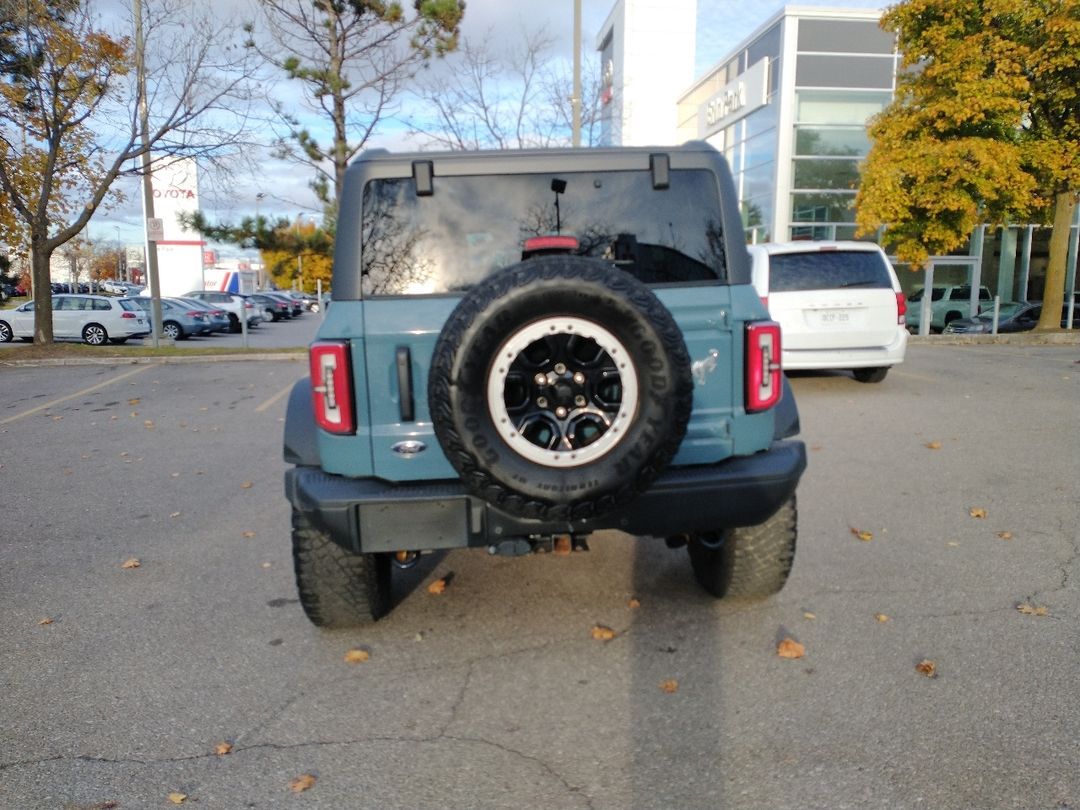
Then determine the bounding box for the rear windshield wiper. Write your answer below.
[838,279,884,288]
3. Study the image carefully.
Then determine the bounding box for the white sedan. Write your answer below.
[0,294,151,345]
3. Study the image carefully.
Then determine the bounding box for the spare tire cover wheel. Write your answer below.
[429,256,693,521]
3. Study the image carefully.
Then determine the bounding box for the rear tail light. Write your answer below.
[895,292,907,325]
[121,312,137,319]
[310,341,354,434]
[745,321,783,413]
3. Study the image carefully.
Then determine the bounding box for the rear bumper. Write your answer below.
[285,440,807,554]
[782,328,907,370]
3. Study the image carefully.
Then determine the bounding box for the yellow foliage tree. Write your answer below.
[857,0,1080,331]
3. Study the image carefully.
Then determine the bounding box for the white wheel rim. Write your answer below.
[487,316,638,468]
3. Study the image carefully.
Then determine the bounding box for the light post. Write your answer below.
[113,226,122,282]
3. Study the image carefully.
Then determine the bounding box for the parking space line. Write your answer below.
[255,380,298,413]
[0,363,160,426]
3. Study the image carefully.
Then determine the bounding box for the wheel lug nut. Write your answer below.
[537,396,548,408]
[554,363,567,374]
[573,372,585,385]
[574,395,586,407]
[534,373,547,386]
[555,406,568,418]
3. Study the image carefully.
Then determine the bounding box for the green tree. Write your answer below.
[0,0,259,343]
[249,0,465,214]
[856,0,1080,331]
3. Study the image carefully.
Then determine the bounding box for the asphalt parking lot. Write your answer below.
[1,342,1078,809]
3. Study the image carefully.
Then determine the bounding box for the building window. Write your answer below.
[794,126,869,157]
[791,191,856,223]
[792,158,860,190]
[797,19,895,55]
[795,90,892,125]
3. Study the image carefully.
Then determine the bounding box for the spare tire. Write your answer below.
[429,255,693,521]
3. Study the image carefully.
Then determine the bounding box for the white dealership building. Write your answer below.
[597,3,1079,305]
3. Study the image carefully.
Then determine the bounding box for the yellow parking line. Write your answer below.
[0,363,160,426]
[255,381,298,413]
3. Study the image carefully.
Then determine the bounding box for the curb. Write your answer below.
[908,332,1080,346]
[0,352,306,368]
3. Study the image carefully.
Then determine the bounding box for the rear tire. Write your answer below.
[0,320,12,342]
[82,323,108,345]
[686,496,797,598]
[852,366,888,383]
[292,508,391,627]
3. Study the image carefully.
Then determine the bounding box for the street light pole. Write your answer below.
[572,0,581,147]
[134,0,162,348]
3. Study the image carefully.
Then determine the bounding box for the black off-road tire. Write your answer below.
[429,256,694,522]
[292,508,391,627]
[686,496,797,598]
[852,366,888,383]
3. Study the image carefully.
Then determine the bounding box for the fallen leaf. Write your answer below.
[242,531,256,539]
[428,578,448,595]
[260,562,272,569]
[916,659,937,678]
[875,613,890,623]
[167,793,187,805]
[143,420,154,429]
[120,558,141,569]
[997,531,1014,541]
[659,679,679,693]
[777,637,805,659]
[591,625,616,641]
[240,481,253,489]
[214,742,233,756]
[128,398,141,405]
[52,415,63,421]
[850,527,873,542]
[344,648,370,663]
[803,612,816,620]
[925,441,942,449]
[628,597,641,609]
[1016,603,1048,617]
[38,617,54,626]
[289,774,316,793]
[969,507,987,519]
[169,511,181,519]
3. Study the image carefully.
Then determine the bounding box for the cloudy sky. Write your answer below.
[86,0,883,252]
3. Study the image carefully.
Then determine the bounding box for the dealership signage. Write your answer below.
[699,58,769,138]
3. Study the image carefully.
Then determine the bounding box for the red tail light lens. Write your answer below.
[121,312,137,319]
[310,341,354,434]
[895,292,907,325]
[746,321,783,413]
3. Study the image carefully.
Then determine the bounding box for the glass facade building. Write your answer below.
[677,8,896,245]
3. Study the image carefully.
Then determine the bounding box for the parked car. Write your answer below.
[0,294,149,345]
[747,240,907,383]
[259,290,301,318]
[944,301,1080,334]
[124,296,209,340]
[182,290,262,332]
[171,297,230,333]
[248,293,290,321]
[284,290,320,312]
[943,301,1041,334]
[906,284,993,333]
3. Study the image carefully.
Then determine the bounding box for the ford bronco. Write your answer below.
[283,142,806,627]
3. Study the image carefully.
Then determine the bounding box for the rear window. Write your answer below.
[768,250,893,293]
[117,300,141,312]
[360,169,727,296]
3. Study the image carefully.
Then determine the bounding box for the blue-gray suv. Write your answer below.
[283,142,807,626]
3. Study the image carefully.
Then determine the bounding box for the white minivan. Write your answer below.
[747,241,908,383]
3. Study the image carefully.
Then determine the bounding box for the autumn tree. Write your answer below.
[856,0,1080,331]
[407,28,604,149]
[0,0,260,343]
[248,0,465,216]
